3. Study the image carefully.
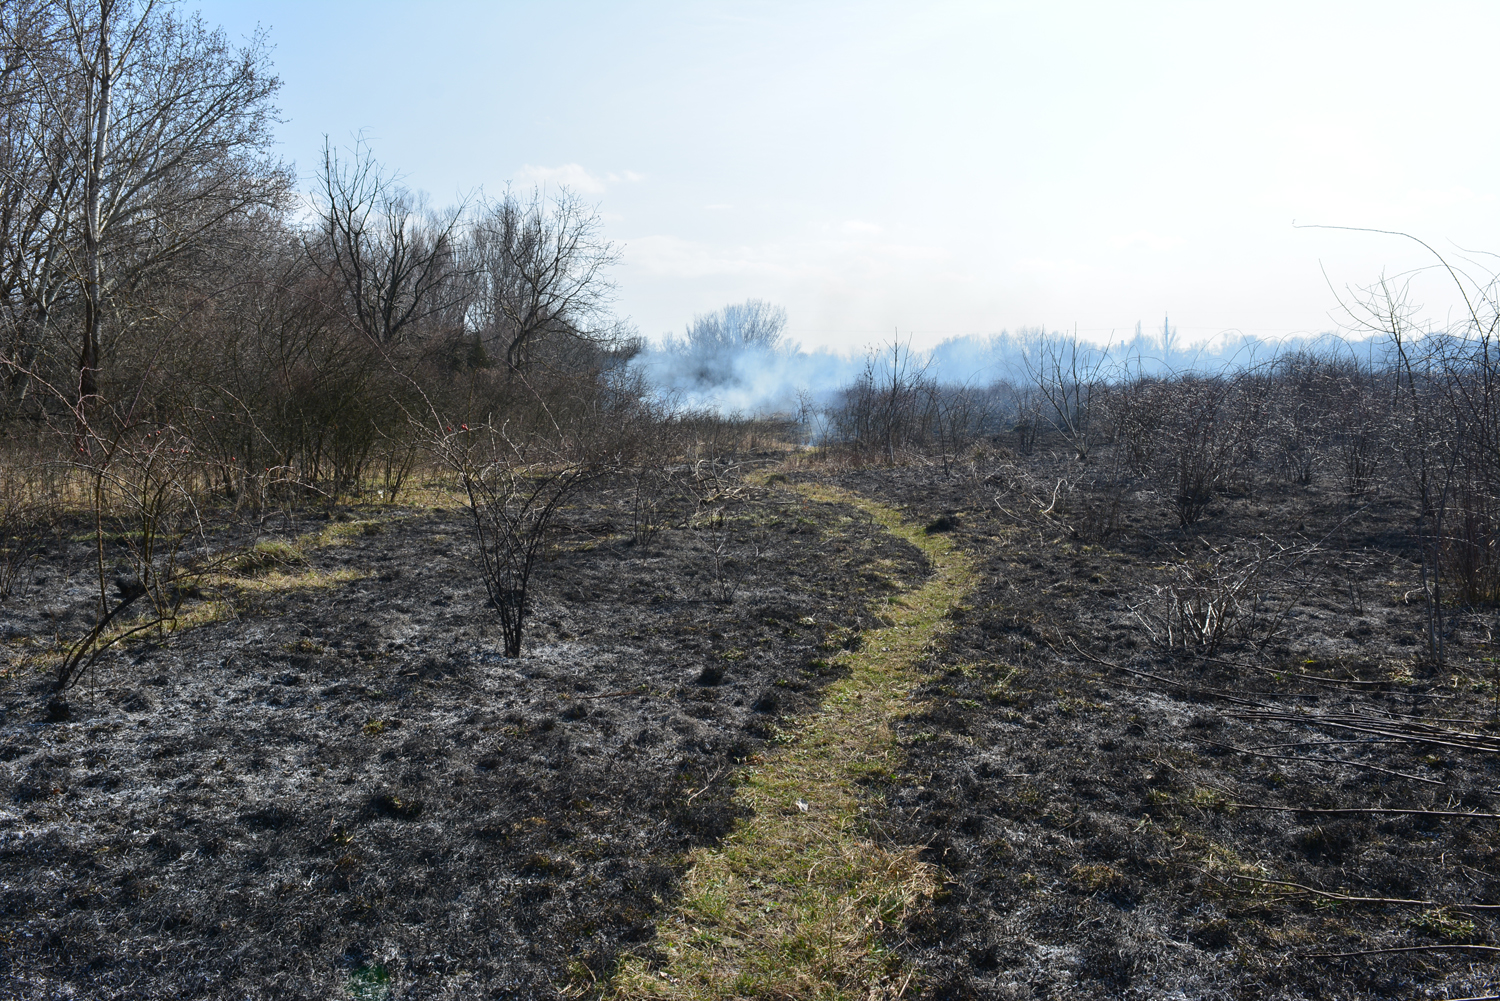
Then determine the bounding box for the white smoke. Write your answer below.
[627,306,1382,416]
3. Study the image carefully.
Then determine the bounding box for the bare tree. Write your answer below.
[0,1,77,405]
[469,187,620,374]
[311,136,464,347]
[657,298,789,388]
[0,0,287,408]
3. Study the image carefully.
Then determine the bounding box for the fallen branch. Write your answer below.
[1190,736,1444,786]
[1230,708,1500,755]
[1206,656,1396,688]
[684,765,726,805]
[577,687,650,700]
[1226,802,1500,820]
[1061,638,1284,706]
[1216,871,1500,910]
[1302,943,1500,958]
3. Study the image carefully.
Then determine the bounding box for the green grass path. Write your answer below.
[606,482,977,1000]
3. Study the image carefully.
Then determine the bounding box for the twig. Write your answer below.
[1302,943,1500,958]
[1226,802,1500,820]
[1060,637,1273,706]
[577,688,649,700]
[1208,656,1396,688]
[1190,736,1444,785]
[1217,871,1500,910]
[1229,709,1500,754]
[684,765,725,805]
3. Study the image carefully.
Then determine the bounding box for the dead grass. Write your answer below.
[607,479,977,1000]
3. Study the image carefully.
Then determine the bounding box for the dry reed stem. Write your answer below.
[608,480,977,1001]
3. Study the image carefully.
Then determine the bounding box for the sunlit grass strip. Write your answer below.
[607,481,976,1001]
[228,566,368,593]
[390,477,468,511]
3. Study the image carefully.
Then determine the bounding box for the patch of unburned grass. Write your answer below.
[227,538,308,576]
[232,566,367,594]
[34,515,386,687]
[391,478,468,511]
[221,516,394,590]
[608,480,976,1001]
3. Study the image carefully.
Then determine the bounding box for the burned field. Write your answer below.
[4,430,1500,999]
[825,450,1500,1000]
[0,471,929,999]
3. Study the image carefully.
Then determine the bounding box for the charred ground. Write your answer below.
[821,447,1500,1000]
[0,469,928,999]
[3,441,1500,999]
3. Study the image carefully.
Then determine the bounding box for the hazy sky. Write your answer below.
[193,1,1500,351]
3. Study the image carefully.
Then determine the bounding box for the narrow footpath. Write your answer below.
[609,481,978,1000]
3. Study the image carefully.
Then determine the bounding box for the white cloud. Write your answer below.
[511,163,644,194]
[625,235,795,279]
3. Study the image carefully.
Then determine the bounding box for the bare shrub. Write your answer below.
[1152,376,1235,526]
[55,413,210,692]
[1266,351,1336,486]
[1325,359,1386,497]
[681,416,754,603]
[987,455,1128,545]
[825,341,938,463]
[0,459,54,602]
[626,415,685,548]
[1023,332,1108,461]
[1054,475,1127,544]
[1107,375,1171,477]
[1134,539,1318,655]
[1341,265,1490,660]
[444,420,605,658]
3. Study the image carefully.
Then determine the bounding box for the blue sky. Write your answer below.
[194,1,1500,351]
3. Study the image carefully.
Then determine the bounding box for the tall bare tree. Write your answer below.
[0,0,82,403]
[311,137,464,347]
[470,188,619,374]
[0,0,287,408]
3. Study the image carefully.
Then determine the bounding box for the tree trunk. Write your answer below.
[78,11,113,405]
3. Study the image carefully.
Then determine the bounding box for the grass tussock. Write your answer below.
[607,480,976,1000]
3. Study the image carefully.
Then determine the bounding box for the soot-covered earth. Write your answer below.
[0,469,928,999]
[6,445,1500,1000]
[824,448,1500,1000]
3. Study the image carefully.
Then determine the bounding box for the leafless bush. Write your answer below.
[1105,376,1171,477]
[1054,476,1127,544]
[1023,332,1108,461]
[987,456,1128,545]
[443,421,604,657]
[1338,255,1500,660]
[1134,539,1318,655]
[1323,360,1387,497]
[933,383,1000,475]
[55,413,211,692]
[825,341,939,462]
[610,400,687,547]
[1265,352,1337,486]
[682,424,752,603]
[0,463,53,602]
[1151,376,1236,526]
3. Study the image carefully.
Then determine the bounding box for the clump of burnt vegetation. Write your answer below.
[802,260,1500,996]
